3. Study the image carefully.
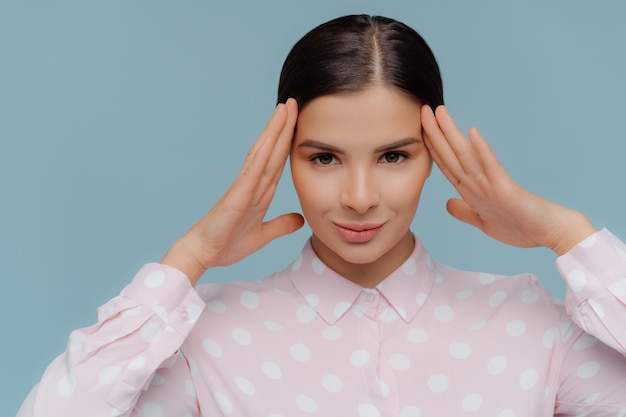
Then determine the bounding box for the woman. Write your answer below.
[18,14,626,416]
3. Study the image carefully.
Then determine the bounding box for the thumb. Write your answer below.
[446,198,483,230]
[262,213,305,243]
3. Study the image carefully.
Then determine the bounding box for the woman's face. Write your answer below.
[290,85,432,286]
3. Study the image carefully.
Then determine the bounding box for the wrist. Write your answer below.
[549,211,596,257]
[160,239,208,286]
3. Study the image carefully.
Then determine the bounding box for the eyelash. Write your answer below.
[309,151,410,166]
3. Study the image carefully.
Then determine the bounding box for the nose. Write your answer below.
[340,167,380,214]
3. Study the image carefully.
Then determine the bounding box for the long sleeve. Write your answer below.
[18,263,206,417]
[557,228,626,354]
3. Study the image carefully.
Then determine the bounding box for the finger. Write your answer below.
[468,127,509,182]
[268,98,298,184]
[446,198,483,230]
[240,103,288,174]
[434,106,484,178]
[421,105,463,185]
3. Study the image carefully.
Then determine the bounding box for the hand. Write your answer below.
[421,105,595,256]
[161,99,304,285]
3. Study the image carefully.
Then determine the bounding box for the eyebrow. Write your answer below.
[297,137,421,154]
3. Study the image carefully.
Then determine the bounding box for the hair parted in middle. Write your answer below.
[277,14,444,110]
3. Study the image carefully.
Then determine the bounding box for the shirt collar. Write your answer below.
[287,236,437,325]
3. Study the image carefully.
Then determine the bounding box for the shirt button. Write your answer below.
[180,310,189,320]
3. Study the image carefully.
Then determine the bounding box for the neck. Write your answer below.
[310,231,415,288]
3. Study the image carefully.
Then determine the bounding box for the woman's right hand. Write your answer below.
[161,99,304,286]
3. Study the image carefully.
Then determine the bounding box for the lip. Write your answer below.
[333,222,384,243]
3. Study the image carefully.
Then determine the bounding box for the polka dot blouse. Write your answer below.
[19,230,626,416]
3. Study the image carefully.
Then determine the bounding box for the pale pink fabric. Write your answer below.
[20,230,626,416]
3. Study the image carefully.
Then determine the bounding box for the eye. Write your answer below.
[380,151,407,164]
[310,153,338,166]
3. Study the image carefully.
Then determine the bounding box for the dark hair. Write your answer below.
[277,14,444,109]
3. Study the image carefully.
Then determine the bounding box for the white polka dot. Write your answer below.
[589,299,605,318]
[434,305,454,323]
[506,320,527,337]
[521,289,540,304]
[322,374,343,393]
[187,304,202,323]
[434,272,444,283]
[416,293,428,305]
[214,393,233,414]
[240,291,260,309]
[296,395,318,413]
[232,328,252,345]
[579,233,597,248]
[305,294,320,306]
[358,403,380,417]
[559,322,573,341]
[449,342,472,359]
[185,379,196,397]
[98,366,122,385]
[408,328,429,344]
[542,328,559,348]
[577,361,601,379]
[616,246,626,261]
[297,305,316,323]
[291,343,311,362]
[402,258,417,275]
[334,301,352,318]
[585,393,600,403]
[488,356,507,375]
[322,326,342,341]
[312,258,326,274]
[262,361,282,380]
[152,306,168,323]
[352,304,367,317]
[264,321,283,331]
[520,368,538,390]
[479,273,495,284]
[456,290,473,299]
[428,374,449,392]
[292,253,303,270]
[69,335,85,352]
[57,373,75,396]
[141,402,164,417]
[574,335,598,350]
[351,349,371,368]
[379,380,390,398]
[469,320,487,330]
[426,255,434,270]
[150,373,165,385]
[399,406,421,417]
[498,410,516,417]
[121,306,142,318]
[567,269,587,292]
[203,339,223,357]
[207,300,226,314]
[489,291,508,307]
[141,321,161,343]
[382,307,399,323]
[617,407,626,417]
[462,393,483,412]
[235,377,256,395]
[111,408,125,417]
[128,356,146,370]
[609,279,626,296]
[144,271,165,288]
[389,352,411,371]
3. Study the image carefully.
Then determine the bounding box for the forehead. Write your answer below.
[294,85,423,148]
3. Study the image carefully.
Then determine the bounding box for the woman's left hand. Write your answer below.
[421,105,596,256]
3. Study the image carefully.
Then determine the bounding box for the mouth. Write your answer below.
[333,222,384,243]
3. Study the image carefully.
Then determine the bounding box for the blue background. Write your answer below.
[2,1,625,415]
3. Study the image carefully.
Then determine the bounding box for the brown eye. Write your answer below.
[313,153,336,165]
[382,152,404,163]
